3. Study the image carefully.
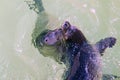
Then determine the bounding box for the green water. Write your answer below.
[0,0,120,80]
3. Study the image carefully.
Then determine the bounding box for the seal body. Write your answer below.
[36,21,116,80]
[66,42,102,80]
[61,21,116,80]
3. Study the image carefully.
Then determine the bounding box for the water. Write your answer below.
[0,0,120,80]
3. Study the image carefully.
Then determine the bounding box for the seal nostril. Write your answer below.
[45,39,48,42]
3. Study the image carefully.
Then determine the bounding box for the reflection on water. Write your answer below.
[0,0,120,80]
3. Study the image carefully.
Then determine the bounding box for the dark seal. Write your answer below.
[35,21,117,80]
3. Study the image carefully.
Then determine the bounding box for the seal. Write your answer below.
[35,21,117,80]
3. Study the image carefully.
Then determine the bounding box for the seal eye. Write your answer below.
[64,23,68,27]
[64,21,71,27]
[62,21,71,32]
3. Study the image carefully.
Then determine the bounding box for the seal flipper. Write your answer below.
[95,37,116,56]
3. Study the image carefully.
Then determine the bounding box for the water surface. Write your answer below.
[0,0,120,80]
